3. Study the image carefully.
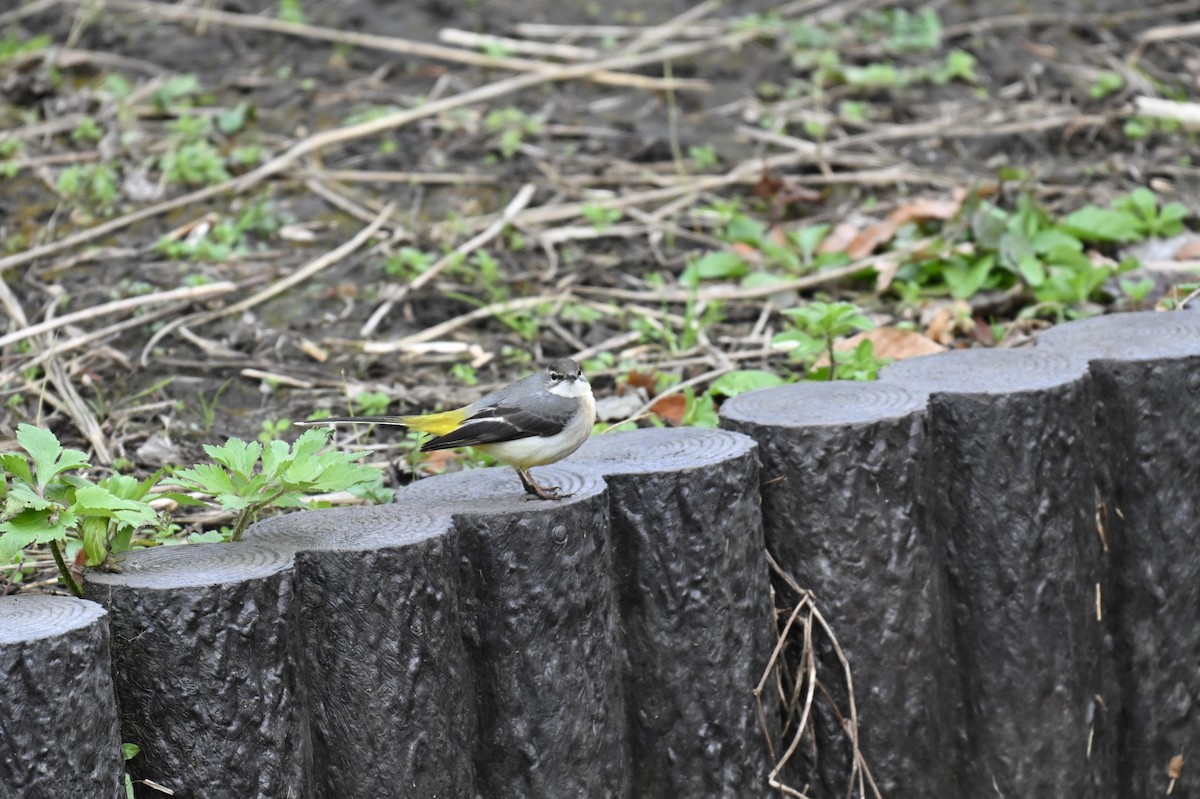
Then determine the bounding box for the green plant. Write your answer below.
[931,49,978,85]
[277,0,305,23]
[0,426,160,596]
[483,107,543,159]
[151,74,202,111]
[155,196,285,261]
[773,301,875,380]
[688,145,719,170]
[581,204,622,231]
[0,33,51,64]
[0,138,23,179]
[382,247,437,280]
[890,189,1178,316]
[122,743,141,799]
[708,369,787,398]
[161,140,230,186]
[680,386,719,427]
[1120,276,1155,305]
[216,103,251,136]
[1111,187,1188,238]
[352,391,391,417]
[450,362,478,386]
[258,418,291,443]
[1089,71,1124,100]
[70,117,104,145]
[170,428,382,541]
[57,163,120,215]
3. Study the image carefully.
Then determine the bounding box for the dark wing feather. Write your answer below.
[420,403,556,451]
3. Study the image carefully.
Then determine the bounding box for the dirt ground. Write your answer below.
[1,0,1199,546]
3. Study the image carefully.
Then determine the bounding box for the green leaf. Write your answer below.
[1120,277,1155,302]
[203,438,262,478]
[15,425,90,490]
[3,482,53,517]
[292,427,334,459]
[970,204,1008,249]
[216,102,249,135]
[682,251,749,284]
[260,438,290,478]
[1159,202,1187,225]
[188,530,227,544]
[157,491,209,508]
[772,329,825,362]
[122,743,141,761]
[212,493,254,511]
[0,528,40,562]
[998,231,1036,271]
[681,386,719,428]
[709,370,787,398]
[0,452,34,487]
[0,507,76,551]
[1059,207,1141,243]
[174,464,229,495]
[1031,229,1082,254]
[725,214,767,244]
[72,484,158,528]
[1016,254,1046,287]
[942,254,996,299]
[788,224,831,264]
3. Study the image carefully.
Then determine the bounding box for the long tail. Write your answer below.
[295,409,465,436]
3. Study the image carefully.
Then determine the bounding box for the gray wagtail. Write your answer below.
[297,358,595,500]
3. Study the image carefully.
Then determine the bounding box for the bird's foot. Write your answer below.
[517,469,570,501]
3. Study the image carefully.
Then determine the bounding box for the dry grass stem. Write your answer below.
[0,282,237,351]
[94,0,708,91]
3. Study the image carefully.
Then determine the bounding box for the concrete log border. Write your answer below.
[86,542,307,799]
[2,310,1196,798]
[569,427,775,798]
[244,505,472,799]
[1037,311,1200,797]
[0,594,124,799]
[721,382,952,796]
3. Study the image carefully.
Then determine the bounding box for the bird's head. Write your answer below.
[544,357,589,396]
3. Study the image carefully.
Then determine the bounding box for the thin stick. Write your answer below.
[321,169,500,186]
[3,303,181,383]
[46,353,111,463]
[91,0,708,90]
[0,282,236,351]
[438,28,599,61]
[0,0,60,24]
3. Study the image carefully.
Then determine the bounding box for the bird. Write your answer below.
[296,358,595,500]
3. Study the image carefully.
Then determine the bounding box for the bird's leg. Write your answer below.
[516,467,567,500]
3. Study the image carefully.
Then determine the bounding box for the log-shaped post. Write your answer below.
[0,595,124,799]
[395,465,628,798]
[880,348,1111,795]
[86,543,307,799]
[1038,310,1200,797]
[720,381,954,796]
[244,505,474,799]
[567,427,775,797]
